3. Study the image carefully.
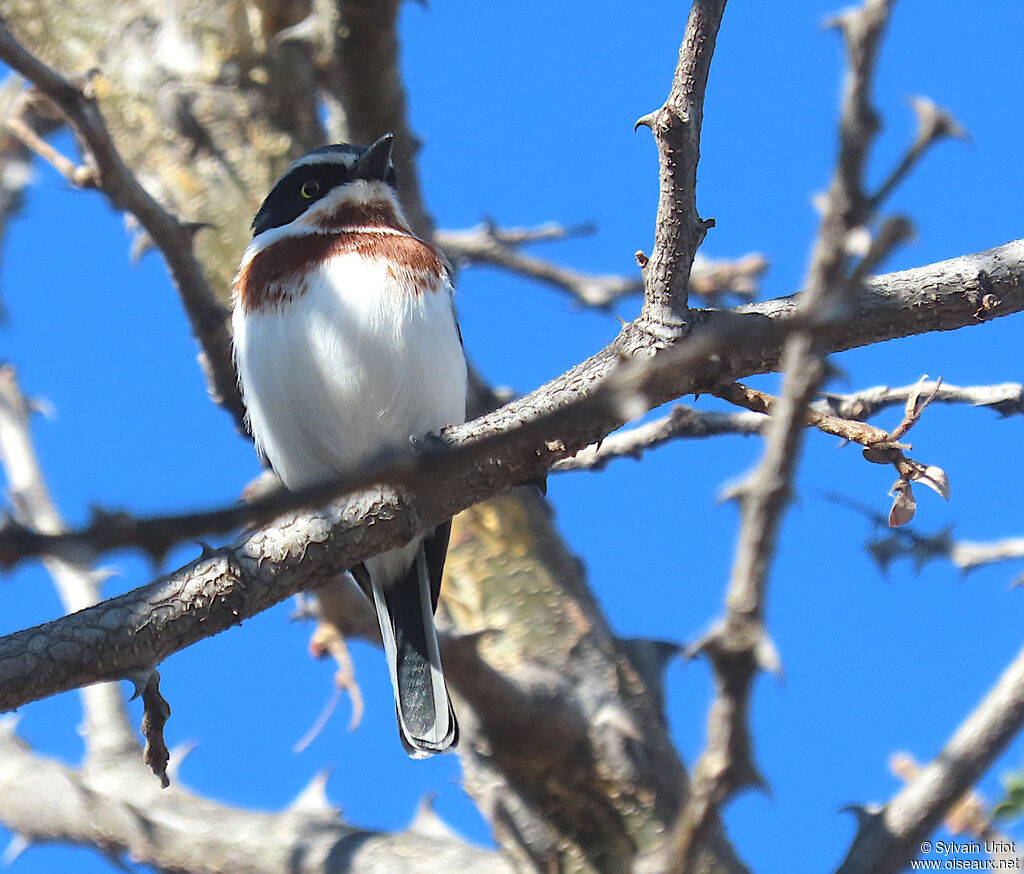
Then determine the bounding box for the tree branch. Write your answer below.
[635,0,727,339]
[437,221,643,309]
[436,222,767,310]
[835,642,1024,874]
[658,0,909,866]
[0,310,815,715]
[829,496,1024,580]
[820,380,1024,421]
[558,374,1024,476]
[552,404,765,472]
[0,721,514,874]
[0,21,247,433]
[0,365,136,761]
[717,378,950,527]
[1,237,1023,570]
[324,0,433,238]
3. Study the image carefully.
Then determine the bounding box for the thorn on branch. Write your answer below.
[910,95,968,147]
[409,793,461,840]
[288,769,339,816]
[634,111,656,132]
[1,833,29,866]
[849,214,915,284]
[888,376,938,436]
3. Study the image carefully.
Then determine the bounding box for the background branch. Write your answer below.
[0,22,246,432]
[836,642,1024,874]
[0,365,136,761]
[660,0,916,866]
[325,0,433,238]
[820,380,1024,421]
[436,222,767,310]
[552,404,765,472]
[0,721,515,874]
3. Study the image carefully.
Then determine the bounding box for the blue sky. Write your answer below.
[2,1,1024,871]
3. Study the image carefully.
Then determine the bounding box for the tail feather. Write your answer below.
[362,526,457,757]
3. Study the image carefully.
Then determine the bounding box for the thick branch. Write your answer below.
[0,312,808,714]
[1,238,1023,569]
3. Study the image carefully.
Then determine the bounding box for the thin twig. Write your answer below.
[438,222,767,309]
[689,252,769,304]
[4,110,85,184]
[436,222,643,309]
[0,23,247,433]
[558,376,1024,475]
[820,380,1024,421]
[718,381,895,446]
[552,404,765,472]
[867,96,966,213]
[716,379,950,526]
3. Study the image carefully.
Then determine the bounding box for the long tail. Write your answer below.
[360,524,458,757]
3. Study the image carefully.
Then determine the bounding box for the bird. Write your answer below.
[231,134,467,757]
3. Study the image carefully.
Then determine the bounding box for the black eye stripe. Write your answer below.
[251,163,352,234]
[250,149,398,237]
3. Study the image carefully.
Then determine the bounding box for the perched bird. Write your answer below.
[231,134,467,757]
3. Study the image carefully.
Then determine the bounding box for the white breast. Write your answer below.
[233,250,467,490]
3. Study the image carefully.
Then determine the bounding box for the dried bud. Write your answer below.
[913,464,951,501]
[888,480,916,527]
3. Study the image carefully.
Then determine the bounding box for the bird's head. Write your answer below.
[250,134,403,240]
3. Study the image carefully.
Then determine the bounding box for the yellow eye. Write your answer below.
[300,179,320,199]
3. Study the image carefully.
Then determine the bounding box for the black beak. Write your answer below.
[353,133,395,182]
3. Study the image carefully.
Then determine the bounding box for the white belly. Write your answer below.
[233,251,467,491]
